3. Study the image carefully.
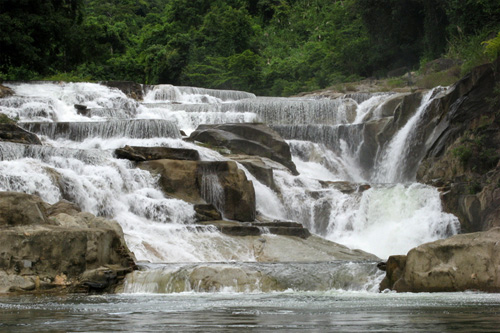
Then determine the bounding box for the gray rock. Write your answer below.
[381,228,500,292]
[0,192,136,294]
[189,123,298,175]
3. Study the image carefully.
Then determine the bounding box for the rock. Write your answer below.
[0,192,136,294]
[387,66,408,78]
[139,159,256,222]
[74,104,89,116]
[319,181,371,194]
[139,159,202,203]
[0,192,51,226]
[202,220,311,239]
[0,123,42,144]
[194,204,222,221]
[219,225,262,236]
[115,145,200,162]
[416,57,500,232]
[46,200,81,217]
[381,228,500,292]
[100,81,143,100]
[228,155,276,190]
[423,58,461,75]
[0,84,14,98]
[189,123,298,175]
[378,255,407,291]
[205,161,256,222]
[187,266,280,292]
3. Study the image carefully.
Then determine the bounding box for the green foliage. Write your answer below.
[1,0,500,95]
[452,145,473,166]
[483,32,500,60]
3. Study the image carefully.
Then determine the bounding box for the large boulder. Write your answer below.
[139,159,256,222]
[380,228,500,292]
[0,192,136,294]
[188,123,298,175]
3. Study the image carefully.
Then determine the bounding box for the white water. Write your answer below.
[0,81,459,271]
[373,87,445,183]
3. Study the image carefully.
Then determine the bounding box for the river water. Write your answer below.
[2,292,500,332]
[0,82,496,331]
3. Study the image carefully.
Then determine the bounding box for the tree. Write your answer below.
[0,0,84,76]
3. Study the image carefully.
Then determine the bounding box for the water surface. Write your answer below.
[1,292,500,332]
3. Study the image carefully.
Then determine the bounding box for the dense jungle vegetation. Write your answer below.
[1,0,500,96]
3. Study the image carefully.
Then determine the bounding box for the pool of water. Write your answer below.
[1,291,500,332]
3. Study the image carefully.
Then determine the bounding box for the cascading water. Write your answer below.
[0,81,459,294]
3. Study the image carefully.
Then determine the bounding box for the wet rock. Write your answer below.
[0,123,42,145]
[194,204,222,221]
[100,81,143,100]
[381,228,500,292]
[319,181,371,194]
[203,220,311,239]
[189,123,298,175]
[140,159,201,203]
[188,266,280,292]
[219,225,262,236]
[74,104,89,116]
[378,255,407,291]
[139,159,256,222]
[0,84,14,98]
[0,192,136,294]
[115,145,200,162]
[228,155,276,190]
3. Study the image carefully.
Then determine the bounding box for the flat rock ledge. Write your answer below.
[0,192,136,295]
[115,145,200,161]
[200,220,311,239]
[379,227,500,292]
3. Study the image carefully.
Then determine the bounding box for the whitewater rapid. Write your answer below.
[0,81,459,262]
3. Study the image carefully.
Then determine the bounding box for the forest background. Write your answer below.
[1,0,500,96]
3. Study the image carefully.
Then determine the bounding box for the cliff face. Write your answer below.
[416,57,500,232]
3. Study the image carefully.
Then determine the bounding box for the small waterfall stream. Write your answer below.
[0,81,460,293]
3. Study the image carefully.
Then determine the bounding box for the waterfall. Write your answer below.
[200,166,225,215]
[0,81,459,265]
[373,87,446,183]
[20,119,181,141]
[144,84,256,103]
[122,261,383,293]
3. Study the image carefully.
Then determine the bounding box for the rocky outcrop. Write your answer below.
[380,228,500,292]
[0,192,136,294]
[115,145,200,162]
[416,57,500,232]
[188,123,298,175]
[139,159,256,222]
[0,123,42,145]
[100,81,143,100]
[0,84,14,98]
